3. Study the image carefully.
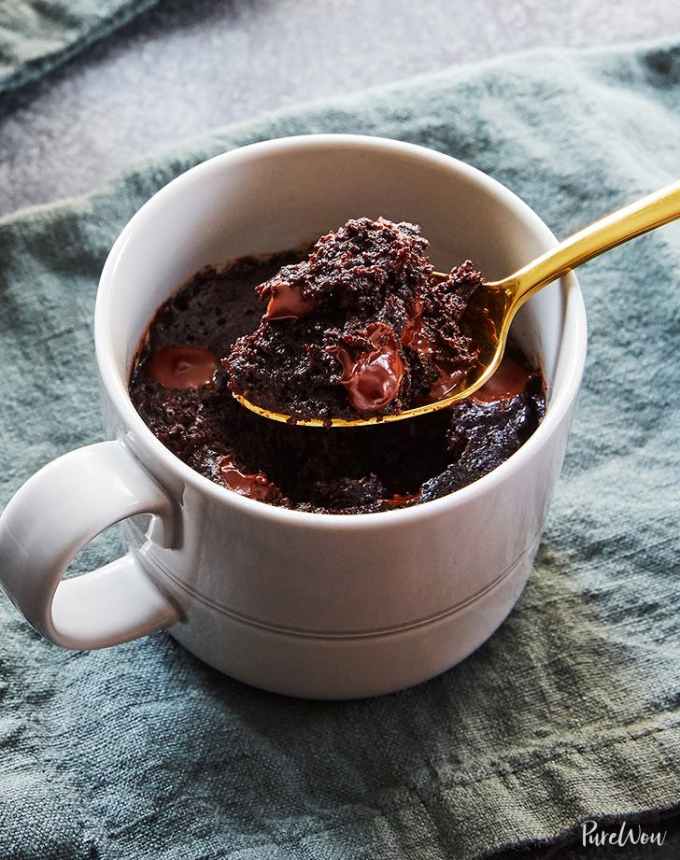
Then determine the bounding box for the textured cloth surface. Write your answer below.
[1,37,680,860]
[0,0,160,93]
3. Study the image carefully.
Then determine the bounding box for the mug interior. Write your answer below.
[98,136,584,510]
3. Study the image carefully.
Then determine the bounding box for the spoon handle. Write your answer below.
[500,179,680,303]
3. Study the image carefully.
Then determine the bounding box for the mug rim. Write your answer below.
[95,134,587,530]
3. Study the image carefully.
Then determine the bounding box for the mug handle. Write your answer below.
[0,440,180,649]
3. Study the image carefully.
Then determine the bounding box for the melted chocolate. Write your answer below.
[473,355,530,403]
[401,299,432,355]
[401,296,471,402]
[217,454,281,502]
[148,345,217,389]
[383,491,422,509]
[327,323,405,414]
[263,281,316,321]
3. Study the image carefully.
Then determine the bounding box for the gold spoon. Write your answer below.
[234,180,680,427]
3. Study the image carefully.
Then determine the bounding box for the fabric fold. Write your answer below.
[0,0,160,94]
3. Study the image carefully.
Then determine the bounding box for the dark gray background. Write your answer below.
[2,0,680,218]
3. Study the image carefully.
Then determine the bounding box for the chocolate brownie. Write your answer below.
[128,232,545,515]
[223,218,486,421]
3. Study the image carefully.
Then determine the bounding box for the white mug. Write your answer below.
[0,136,586,699]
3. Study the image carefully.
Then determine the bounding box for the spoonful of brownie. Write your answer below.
[224,180,680,427]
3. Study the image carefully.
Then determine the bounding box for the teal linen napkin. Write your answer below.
[0,0,160,93]
[1,38,680,860]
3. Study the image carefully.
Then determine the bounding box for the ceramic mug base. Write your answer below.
[149,544,536,700]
